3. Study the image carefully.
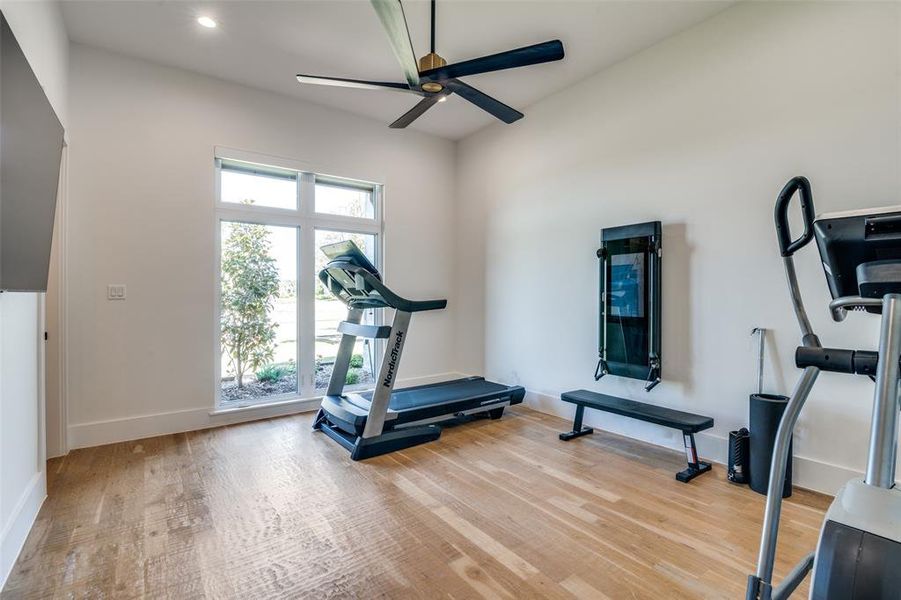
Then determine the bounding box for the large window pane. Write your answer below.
[314,230,378,390]
[221,165,296,210]
[315,180,375,219]
[214,154,384,408]
[220,221,298,405]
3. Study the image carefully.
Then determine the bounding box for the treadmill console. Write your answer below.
[321,240,381,280]
[318,240,395,310]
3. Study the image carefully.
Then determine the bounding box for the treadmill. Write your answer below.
[313,240,525,460]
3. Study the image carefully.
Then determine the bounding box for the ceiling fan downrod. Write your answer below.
[419,0,446,89]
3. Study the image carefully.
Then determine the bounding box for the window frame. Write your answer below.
[212,150,384,410]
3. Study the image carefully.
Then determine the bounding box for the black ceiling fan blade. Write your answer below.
[421,40,564,81]
[296,74,415,93]
[370,0,421,89]
[444,79,523,124]
[389,94,446,128]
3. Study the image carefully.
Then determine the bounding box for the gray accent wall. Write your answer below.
[0,12,64,291]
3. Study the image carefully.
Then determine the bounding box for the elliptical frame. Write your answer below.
[746,177,901,599]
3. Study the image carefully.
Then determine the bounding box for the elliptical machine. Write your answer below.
[746,177,901,599]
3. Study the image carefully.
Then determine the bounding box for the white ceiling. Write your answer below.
[61,0,732,140]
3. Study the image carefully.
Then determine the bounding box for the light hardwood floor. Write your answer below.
[2,406,829,599]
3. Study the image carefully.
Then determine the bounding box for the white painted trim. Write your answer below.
[212,163,223,408]
[215,146,310,175]
[792,456,866,495]
[0,471,46,592]
[58,144,69,458]
[45,147,68,459]
[210,396,320,417]
[298,172,315,397]
[522,386,856,496]
[67,371,467,449]
[37,294,46,468]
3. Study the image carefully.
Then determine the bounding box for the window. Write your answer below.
[220,162,297,210]
[219,221,298,404]
[315,177,375,219]
[215,154,382,408]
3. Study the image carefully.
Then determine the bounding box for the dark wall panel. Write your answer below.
[1,11,65,291]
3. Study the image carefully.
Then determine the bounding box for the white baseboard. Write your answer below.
[523,388,859,496]
[67,372,467,450]
[1,471,46,592]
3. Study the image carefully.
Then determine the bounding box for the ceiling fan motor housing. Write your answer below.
[418,52,446,72]
[419,53,446,92]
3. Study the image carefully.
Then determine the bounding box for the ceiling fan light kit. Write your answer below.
[295,0,565,129]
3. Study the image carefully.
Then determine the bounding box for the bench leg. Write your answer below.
[559,405,594,441]
[676,432,712,483]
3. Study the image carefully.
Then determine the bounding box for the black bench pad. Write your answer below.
[561,390,713,433]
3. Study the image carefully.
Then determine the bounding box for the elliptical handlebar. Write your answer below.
[775,176,816,257]
[774,176,820,343]
[747,177,823,600]
[830,296,884,322]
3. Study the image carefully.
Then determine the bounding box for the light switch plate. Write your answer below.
[107,284,126,300]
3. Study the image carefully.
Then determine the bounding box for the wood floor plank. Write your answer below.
[2,407,827,599]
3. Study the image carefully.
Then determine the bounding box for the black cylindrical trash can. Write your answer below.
[749,393,792,498]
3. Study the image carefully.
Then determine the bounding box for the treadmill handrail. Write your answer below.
[319,260,447,313]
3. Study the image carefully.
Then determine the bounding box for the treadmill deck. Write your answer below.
[361,377,520,412]
[317,376,525,439]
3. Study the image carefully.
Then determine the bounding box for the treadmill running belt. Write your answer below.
[360,379,513,412]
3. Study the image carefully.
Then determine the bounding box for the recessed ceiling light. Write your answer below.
[197,16,217,29]
[437,96,447,102]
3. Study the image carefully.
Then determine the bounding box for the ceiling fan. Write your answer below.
[296,0,565,129]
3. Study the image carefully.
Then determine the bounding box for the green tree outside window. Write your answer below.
[221,218,280,388]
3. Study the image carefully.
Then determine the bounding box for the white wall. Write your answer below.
[0,295,45,589]
[1,0,68,128]
[455,1,901,494]
[0,0,68,588]
[66,44,458,448]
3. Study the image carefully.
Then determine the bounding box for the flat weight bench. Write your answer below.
[559,389,715,483]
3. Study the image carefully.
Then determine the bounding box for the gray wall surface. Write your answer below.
[1,12,64,291]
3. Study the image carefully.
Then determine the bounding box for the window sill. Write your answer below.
[210,394,322,418]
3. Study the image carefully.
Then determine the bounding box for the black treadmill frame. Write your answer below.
[313,241,525,460]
